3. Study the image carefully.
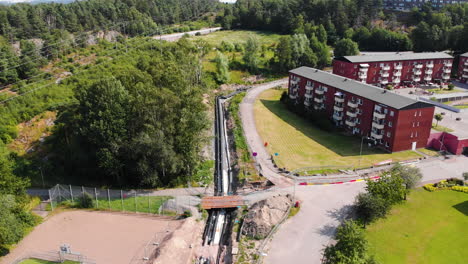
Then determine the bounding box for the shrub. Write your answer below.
[451,186,468,193]
[447,84,455,90]
[76,193,94,208]
[423,184,437,192]
[195,32,201,36]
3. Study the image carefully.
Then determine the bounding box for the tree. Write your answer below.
[355,192,390,226]
[334,38,359,57]
[434,113,443,126]
[243,35,260,73]
[214,51,230,84]
[389,164,422,190]
[366,171,406,206]
[323,220,377,264]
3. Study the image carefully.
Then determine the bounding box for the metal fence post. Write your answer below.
[108,189,111,210]
[121,190,124,211]
[49,189,54,211]
[147,193,150,214]
[69,185,74,203]
[94,188,98,209]
[57,184,62,203]
[134,192,137,213]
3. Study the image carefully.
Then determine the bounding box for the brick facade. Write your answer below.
[458,53,468,84]
[333,53,453,88]
[383,0,468,10]
[289,67,435,152]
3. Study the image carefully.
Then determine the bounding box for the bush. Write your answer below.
[447,84,455,90]
[195,32,201,36]
[280,91,288,103]
[423,184,437,192]
[76,193,94,208]
[451,186,468,193]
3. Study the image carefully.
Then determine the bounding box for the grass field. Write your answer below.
[254,89,424,171]
[52,196,171,214]
[192,30,285,84]
[20,259,77,264]
[190,30,283,46]
[366,189,468,264]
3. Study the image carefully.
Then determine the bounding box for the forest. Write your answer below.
[1,0,468,252]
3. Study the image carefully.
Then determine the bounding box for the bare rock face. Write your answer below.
[242,194,292,239]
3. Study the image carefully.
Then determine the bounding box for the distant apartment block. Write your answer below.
[332,52,454,88]
[289,67,435,152]
[458,52,468,84]
[383,0,468,10]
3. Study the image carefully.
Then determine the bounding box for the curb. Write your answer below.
[298,176,381,186]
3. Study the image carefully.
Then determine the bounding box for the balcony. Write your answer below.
[463,74,468,78]
[359,68,368,72]
[345,119,357,127]
[464,61,468,66]
[289,93,297,99]
[346,110,357,118]
[424,76,432,81]
[314,97,323,103]
[372,121,385,130]
[380,79,388,85]
[291,78,299,84]
[304,100,312,106]
[443,68,451,74]
[335,97,345,103]
[315,89,325,95]
[394,71,401,77]
[381,72,389,77]
[393,78,401,83]
[394,64,402,70]
[415,64,423,69]
[425,69,433,75]
[333,114,343,121]
[374,111,386,119]
[442,74,450,80]
[444,62,453,67]
[358,74,367,80]
[305,92,313,99]
[347,101,358,108]
[314,103,325,110]
[413,77,421,82]
[463,68,468,72]
[305,85,313,91]
[426,63,434,68]
[413,70,422,75]
[334,105,344,112]
[371,131,383,140]
[382,65,390,71]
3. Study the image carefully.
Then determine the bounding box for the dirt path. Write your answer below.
[0,210,183,264]
[239,79,292,188]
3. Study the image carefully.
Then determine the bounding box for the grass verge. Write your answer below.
[432,123,454,132]
[365,189,468,264]
[254,89,423,171]
[20,259,78,264]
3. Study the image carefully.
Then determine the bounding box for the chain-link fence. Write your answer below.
[48,184,197,216]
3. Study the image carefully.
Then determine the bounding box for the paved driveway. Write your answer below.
[264,183,365,264]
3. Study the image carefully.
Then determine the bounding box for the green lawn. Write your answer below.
[432,123,454,132]
[366,189,468,264]
[20,259,78,264]
[254,89,424,171]
[190,30,283,46]
[94,196,171,214]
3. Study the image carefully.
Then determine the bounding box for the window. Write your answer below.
[357,98,363,105]
[390,111,394,116]
[411,132,414,138]
[415,132,418,137]
[414,111,417,116]
[357,118,361,124]
[387,132,391,137]
[412,122,415,127]
[385,141,390,147]
[307,81,311,86]
[419,111,422,116]
[417,122,420,126]
[384,108,388,114]
[357,109,363,114]
[388,121,393,127]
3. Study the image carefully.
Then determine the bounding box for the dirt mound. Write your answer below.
[242,194,292,239]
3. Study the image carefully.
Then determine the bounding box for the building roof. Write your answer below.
[461,52,468,58]
[289,67,433,110]
[335,52,453,63]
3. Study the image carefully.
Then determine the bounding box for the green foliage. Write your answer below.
[214,51,230,83]
[448,84,455,90]
[272,34,318,72]
[228,92,250,162]
[243,36,260,73]
[366,172,406,206]
[389,163,422,189]
[334,38,359,57]
[434,113,444,126]
[76,193,94,209]
[355,192,390,225]
[323,220,377,264]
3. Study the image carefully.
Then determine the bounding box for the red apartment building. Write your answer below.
[332,52,453,88]
[289,67,435,152]
[458,52,468,84]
